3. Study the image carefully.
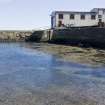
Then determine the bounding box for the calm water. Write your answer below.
[0,43,105,105]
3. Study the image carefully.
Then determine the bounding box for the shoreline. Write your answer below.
[26,43,105,67]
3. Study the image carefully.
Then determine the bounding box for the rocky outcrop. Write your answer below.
[25,30,44,42]
[25,30,50,42]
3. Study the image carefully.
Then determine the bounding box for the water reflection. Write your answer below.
[0,43,104,105]
[0,43,104,87]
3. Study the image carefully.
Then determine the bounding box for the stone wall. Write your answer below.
[19,27,105,48]
[0,31,32,41]
[50,28,105,48]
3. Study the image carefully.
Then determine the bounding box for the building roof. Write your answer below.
[51,8,105,16]
[91,8,105,12]
[51,11,97,16]
[54,11,96,14]
[92,8,105,10]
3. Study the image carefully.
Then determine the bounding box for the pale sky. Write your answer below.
[0,0,104,30]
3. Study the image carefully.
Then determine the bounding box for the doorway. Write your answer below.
[58,21,62,27]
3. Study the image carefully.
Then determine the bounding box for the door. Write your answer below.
[58,21,62,27]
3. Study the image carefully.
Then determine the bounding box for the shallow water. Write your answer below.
[0,43,105,105]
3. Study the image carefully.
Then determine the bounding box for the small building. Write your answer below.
[51,8,105,29]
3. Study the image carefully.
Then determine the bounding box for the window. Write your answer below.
[98,15,102,18]
[70,14,75,19]
[81,14,85,20]
[59,14,63,19]
[99,19,102,22]
[91,15,96,20]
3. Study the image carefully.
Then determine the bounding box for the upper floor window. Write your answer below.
[98,15,102,18]
[70,14,75,19]
[91,15,96,20]
[59,14,63,19]
[81,14,85,20]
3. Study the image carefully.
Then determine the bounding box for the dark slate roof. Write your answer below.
[51,8,105,16]
[92,8,105,10]
[53,11,97,14]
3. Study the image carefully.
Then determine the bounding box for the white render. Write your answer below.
[51,8,105,28]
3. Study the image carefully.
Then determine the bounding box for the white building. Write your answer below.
[51,8,105,29]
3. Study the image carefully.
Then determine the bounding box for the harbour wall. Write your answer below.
[50,28,105,48]
[26,27,105,48]
[1,28,105,48]
[0,30,32,41]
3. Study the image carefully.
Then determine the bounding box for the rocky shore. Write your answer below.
[26,43,105,66]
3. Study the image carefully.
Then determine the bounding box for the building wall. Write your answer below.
[52,16,56,28]
[98,10,105,22]
[51,9,105,28]
[55,13,98,27]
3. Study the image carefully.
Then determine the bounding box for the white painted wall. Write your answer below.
[51,8,105,28]
[98,10,105,22]
[55,13,98,27]
[103,12,105,22]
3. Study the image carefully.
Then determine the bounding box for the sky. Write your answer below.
[0,0,105,30]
